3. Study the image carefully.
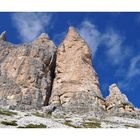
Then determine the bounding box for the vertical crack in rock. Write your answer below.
[49,27,106,114]
[44,52,56,106]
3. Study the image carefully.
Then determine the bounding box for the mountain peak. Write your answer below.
[65,26,81,41]
[31,33,50,45]
[68,26,77,33]
[38,33,50,40]
[109,83,122,95]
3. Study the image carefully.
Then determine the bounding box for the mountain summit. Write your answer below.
[49,27,105,114]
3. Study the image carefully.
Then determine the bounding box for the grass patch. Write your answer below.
[82,122,101,128]
[64,121,81,128]
[18,123,46,128]
[32,112,44,118]
[32,112,51,118]
[1,120,17,126]
[0,109,17,116]
[24,114,30,117]
[125,124,140,128]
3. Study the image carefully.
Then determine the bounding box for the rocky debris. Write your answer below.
[50,108,140,128]
[49,27,105,113]
[0,107,70,128]
[102,116,140,128]
[1,106,140,128]
[0,32,56,109]
[0,31,6,41]
[42,105,56,114]
[106,84,140,118]
[17,116,70,128]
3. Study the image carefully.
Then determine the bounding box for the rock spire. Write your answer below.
[49,27,105,113]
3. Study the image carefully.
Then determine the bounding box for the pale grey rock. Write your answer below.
[106,84,140,119]
[0,31,6,41]
[42,105,56,114]
[17,116,70,128]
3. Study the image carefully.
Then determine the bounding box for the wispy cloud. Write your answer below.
[79,20,101,57]
[11,13,52,42]
[78,20,129,66]
[127,56,140,78]
[78,20,137,92]
[102,29,124,65]
[102,29,132,65]
[118,55,140,91]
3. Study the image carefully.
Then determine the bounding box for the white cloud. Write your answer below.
[117,55,140,91]
[78,20,129,65]
[78,20,137,91]
[127,56,140,78]
[11,13,51,42]
[77,19,140,93]
[79,20,101,57]
[102,29,129,65]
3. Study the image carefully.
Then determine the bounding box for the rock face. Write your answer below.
[106,84,139,117]
[0,28,140,122]
[0,32,56,109]
[49,27,105,113]
[0,31,6,41]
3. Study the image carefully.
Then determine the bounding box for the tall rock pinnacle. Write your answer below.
[49,27,105,113]
[65,26,81,41]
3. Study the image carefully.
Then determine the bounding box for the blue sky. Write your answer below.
[0,12,140,108]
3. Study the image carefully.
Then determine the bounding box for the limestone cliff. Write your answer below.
[0,32,56,109]
[49,27,105,113]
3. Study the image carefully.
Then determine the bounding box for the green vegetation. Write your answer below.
[64,120,81,128]
[18,123,46,128]
[32,112,44,117]
[0,109,17,116]
[1,120,17,126]
[82,121,101,128]
[125,124,140,128]
[24,114,30,117]
[32,112,51,118]
[64,119,101,128]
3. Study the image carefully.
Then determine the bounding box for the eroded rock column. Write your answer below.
[49,27,105,113]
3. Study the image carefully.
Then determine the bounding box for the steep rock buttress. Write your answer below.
[49,27,106,113]
[0,32,56,109]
